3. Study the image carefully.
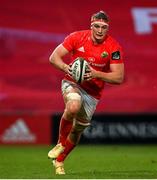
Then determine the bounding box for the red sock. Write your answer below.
[57,138,75,162]
[57,117,73,146]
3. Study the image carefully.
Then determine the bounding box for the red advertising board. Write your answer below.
[0,114,51,144]
[0,0,157,114]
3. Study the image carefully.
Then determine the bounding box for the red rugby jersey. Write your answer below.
[62,30,123,99]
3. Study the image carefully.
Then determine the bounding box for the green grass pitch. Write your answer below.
[0,144,157,179]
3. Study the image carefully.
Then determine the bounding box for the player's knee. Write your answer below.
[64,103,81,120]
[66,93,82,116]
[68,103,80,115]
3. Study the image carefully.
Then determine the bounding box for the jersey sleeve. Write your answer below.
[109,40,124,64]
[62,32,78,52]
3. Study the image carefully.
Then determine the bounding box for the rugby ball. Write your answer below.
[71,57,89,83]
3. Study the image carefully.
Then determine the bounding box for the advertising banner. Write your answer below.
[52,114,157,144]
[0,114,51,144]
[82,114,157,144]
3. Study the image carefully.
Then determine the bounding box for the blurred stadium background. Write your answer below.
[0,0,157,178]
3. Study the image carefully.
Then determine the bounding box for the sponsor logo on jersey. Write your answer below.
[101,51,109,58]
[87,57,106,67]
[89,62,106,67]
[111,51,121,60]
[88,57,95,62]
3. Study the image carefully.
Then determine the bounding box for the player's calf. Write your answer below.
[70,119,90,144]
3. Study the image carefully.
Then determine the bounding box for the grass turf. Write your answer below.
[0,144,157,179]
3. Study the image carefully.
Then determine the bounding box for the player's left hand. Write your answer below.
[84,66,98,81]
[84,67,92,81]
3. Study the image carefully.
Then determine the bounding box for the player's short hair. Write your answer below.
[91,11,109,23]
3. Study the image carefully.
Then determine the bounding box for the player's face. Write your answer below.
[91,23,109,43]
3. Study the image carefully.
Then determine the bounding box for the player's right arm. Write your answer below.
[49,44,70,74]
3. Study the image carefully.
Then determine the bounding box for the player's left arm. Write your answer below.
[90,63,124,84]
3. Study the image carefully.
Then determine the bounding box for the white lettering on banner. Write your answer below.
[1,119,36,143]
[132,7,157,34]
[83,121,157,139]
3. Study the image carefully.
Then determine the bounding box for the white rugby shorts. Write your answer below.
[61,80,99,121]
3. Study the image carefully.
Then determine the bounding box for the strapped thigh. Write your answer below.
[66,92,81,101]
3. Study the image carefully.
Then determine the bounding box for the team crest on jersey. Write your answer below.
[101,51,109,58]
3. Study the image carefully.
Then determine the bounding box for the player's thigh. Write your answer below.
[62,80,80,102]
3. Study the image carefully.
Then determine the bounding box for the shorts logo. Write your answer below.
[112,51,121,60]
[101,51,108,58]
